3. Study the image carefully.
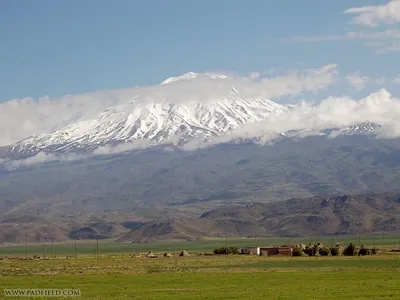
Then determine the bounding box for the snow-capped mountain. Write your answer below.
[10,92,290,156]
[6,72,385,159]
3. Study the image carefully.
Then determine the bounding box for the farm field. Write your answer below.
[1,234,400,299]
[1,250,400,299]
[1,233,400,257]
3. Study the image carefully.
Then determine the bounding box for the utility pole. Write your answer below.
[96,235,99,265]
[51,238,54,259]
[24,232,28,260]
[74,238,77,259]
[225,234,228,258]
[174,240,177,267]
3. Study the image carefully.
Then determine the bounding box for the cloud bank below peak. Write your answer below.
[4,88,400,169]
[183,88,400,150]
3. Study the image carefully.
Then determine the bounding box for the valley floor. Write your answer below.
[1,254,400,299]
[2,233,400,257]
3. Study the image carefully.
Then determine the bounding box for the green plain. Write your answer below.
[1,235,400,299]
[2,233,400,257]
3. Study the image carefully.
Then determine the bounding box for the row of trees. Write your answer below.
[213,247,239,255]
[343,243,377,256]
[292,243,377,257]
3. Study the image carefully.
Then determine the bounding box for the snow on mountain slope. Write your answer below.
[10,92,289,155]
[7,70,388,158]
[339,121,381,135]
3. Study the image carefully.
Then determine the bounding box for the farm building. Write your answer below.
[239,247,260,255]
[259,247,293,256]
[240,246,293,256]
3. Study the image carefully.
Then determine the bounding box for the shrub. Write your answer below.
[371,248,377,255]
[319,247,331,256]
[213,247,226,255]
[292,247,304,257]
[358,246,371,256]
[304,244,319,256]
[229,247,239,254]
[213,247,239,255]
[330,247,340,256]
[343,243,357,256]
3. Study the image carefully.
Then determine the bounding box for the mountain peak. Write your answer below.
[160,72,228,85]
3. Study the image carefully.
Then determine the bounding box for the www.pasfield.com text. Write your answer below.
[4,289,81,297]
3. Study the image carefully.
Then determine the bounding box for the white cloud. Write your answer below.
[2,88,400,167]
[248,72,260,79]
[345,72,369,91]
[3,151,87,170]
[290,2,400,54]
[93,140,152,156]
[0,92,120,147]
[197,89,400,148]
[2,137,181,169]
[344,1,400,27]
[0,65,338,147]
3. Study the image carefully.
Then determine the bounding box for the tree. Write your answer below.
[213,247,239,255]
[358,245,371,256]
[330,246,340,256]
[319,247,331,256]
[292,247,304,257]
[304,244,319,256]
[343,243,357,256]
[228,247,239,254]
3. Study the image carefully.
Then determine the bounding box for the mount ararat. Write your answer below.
[2,71,395,162]
[1,72,400,243]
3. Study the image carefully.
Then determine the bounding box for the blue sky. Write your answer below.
[1,0,399,102]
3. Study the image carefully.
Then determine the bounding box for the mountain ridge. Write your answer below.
[2,193,398,244]
[101,193,400,242]
[9,97,289,157]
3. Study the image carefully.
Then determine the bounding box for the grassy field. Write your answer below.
[1,233,400,257]
[1,235,400,299]
[1,253,400,299]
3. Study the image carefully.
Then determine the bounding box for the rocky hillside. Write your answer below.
[117,193,400,242]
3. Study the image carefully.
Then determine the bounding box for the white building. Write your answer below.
[239,247,260,255]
